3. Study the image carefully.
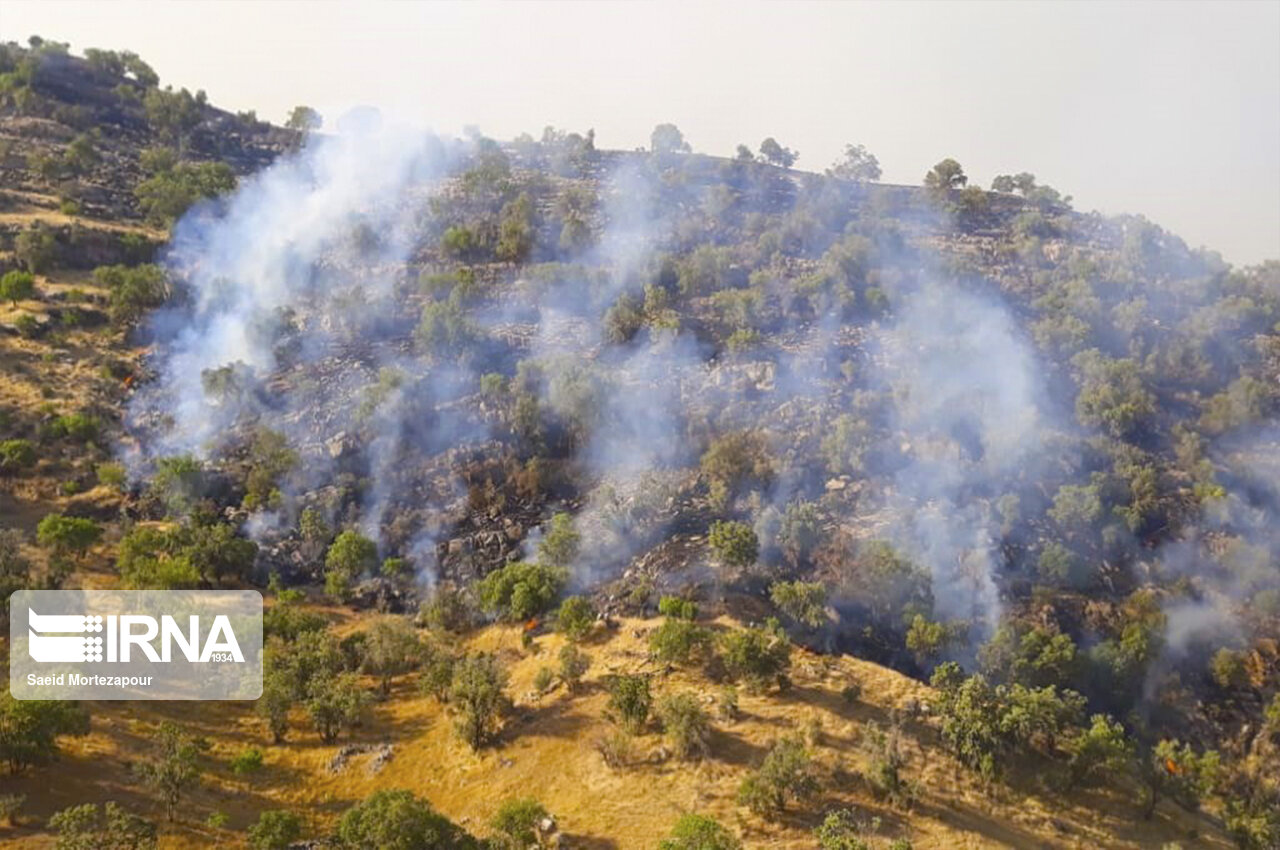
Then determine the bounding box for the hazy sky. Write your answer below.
[5,1,1278,265]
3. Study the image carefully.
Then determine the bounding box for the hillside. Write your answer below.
[1,37,1278,850]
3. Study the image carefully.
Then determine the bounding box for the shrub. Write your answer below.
[533,667,555,694]
[558,644,589,692]
[717,687,739,720]
[477,561,566,622]
[135,160,235,226]
[608,674,652,733]
[135,721,208,821]
[248,810,302,850]
[450,654,507,750]
[0,270,35,305]
[92,264,169,326]
[324,530,378,601]
[708,521,758,568]
[658,813,741,850]
[229,746,264,776]
[0,439,36,473]
[556,595,594,642]
[337,789,474,850]
[489,797,549,850]
[359,619,423,696]
[649,617,710,666]
[36,513,101,560]
[538,511,581,566]
[657,692,711,760]
[737,735,818,818]
[719,618,791,693]
[305,673,371,743]
[0,694,89,774]
[770,580,827,628]
[48,802,155,850]
[658,596,698,620]
[0,793,22,826]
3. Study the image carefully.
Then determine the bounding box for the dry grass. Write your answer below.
[0,613,1230,849]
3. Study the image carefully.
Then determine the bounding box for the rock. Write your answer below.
[824,478,847,491]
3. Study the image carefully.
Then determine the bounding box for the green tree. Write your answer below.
[285,105,321,133]
[770,580,827,628]
[49,802,156,850]
[15,225,57,273]
[325,530,378,601]
[1064,714,1132,789]
[658,813,741,850]
[477,561,566,622]
[555,595,594,642]
[305,673,370,743]
[827,143,882,182]
[0,693,90,774]
[538,512,580,566]
[496,192,535,263]
[758,137,797,168]
[135,722,207,821]
[0,440,37,473]
[359,619,423,697]
[489,798,549,850]
[649,617,710,666]
[708,521,758,568]
[1141,740,1220,820]
[608,674,652,733]
[248,810,302,850]
[650,123,691,155]
[0,270,35,305]
[737,735,818,818]
[337,789,475,850]
[450,654,507,750]
[924,158,967,193]
[719,619,791,693]
[657,692,711,760]
[558,644,589,693]
[36,514,101,561]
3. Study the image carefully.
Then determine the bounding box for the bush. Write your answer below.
[608,674,652,733]
[324,530,378,600]
[489,797,549,850]
[36,513,101,560]
[555,595,594,642]
[708,521,758,568]
[649,617,710,666]
[0,793,23,826]
[305,673,371,743]
[14,225,57,273]
[538,511,581,566]
[136,160,235,226]
[0,439,36,473]
[658,596,698,621]
[0,693,90,774]
[657,692,711,760]
[229,746,263,776]
[49,802,155,850]
[737,735,818,818]
[533,667,555,694]
[337,789,474,850]
[450,654,507,750]
[93,264,169,326]
[658,813,741,850]
[719,619,791,693]
[558,644,589,692]
[477,561,566,622]
[770,580,827,628]
[248,810,302,850]
[0,270,35,305]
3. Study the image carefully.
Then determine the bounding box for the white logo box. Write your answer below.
[10,590,262,700]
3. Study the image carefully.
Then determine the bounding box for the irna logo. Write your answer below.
[10,589,263,701]
[27,609,245,664]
